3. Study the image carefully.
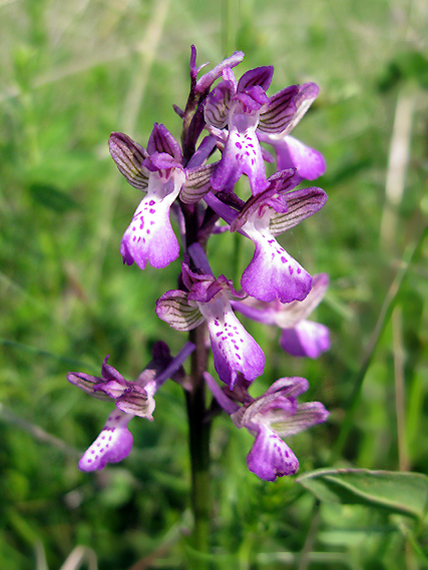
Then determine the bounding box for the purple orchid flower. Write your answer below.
[109,124,215,270]
[204,67,325,196]
[109,124,184,270]
[257,83,326,180]
[67,341,194,471]
[204,169,327,303]
[155,263,265,389]
[204,65,292,195]
[205,372,329,481]
[233,273,330,358]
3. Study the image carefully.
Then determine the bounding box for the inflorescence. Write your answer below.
[68,46,330,482]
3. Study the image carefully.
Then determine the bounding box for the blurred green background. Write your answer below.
[0,0,427,568]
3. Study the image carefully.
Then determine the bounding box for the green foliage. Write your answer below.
[0,0,427,568]
[297,468,428,521]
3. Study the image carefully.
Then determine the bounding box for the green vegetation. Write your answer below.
[0,0,427,568]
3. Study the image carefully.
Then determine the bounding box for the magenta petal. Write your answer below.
[280,320,330,358]
[147,123,182,161]
[211,116,269,195]
[274,136,326,180]
[120,194,180,270]
[246,425,299,481]
[199,295,265,389]
[78,410,133,472]
[241,232,312,303]
[237,66,274,92]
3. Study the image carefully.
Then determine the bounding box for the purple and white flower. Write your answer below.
[204,169,327,303]
[67,341,194,471]
[109,125,215,269]
[109,124,185,270]
[204,66,273,195]
[156,263,265,389]
[205,372,329,481]
[205,67,325,196]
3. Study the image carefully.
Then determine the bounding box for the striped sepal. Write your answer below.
[258,85,299,135]
[156,290,205,332]
[109,132,149,190]
[270,187,327,236]
[180,163,217,204]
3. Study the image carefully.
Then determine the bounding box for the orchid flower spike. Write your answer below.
[67,341,195,471]
[205,372,329,481]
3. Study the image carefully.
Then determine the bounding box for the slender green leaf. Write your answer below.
[297,468,428,521]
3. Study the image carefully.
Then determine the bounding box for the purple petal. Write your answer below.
[78,410,133,472]
[186,135,218,168]
[271,136,326,180]
[270,273,329,327]
[204,372,240,415]
[269,187,327,236]
[195,51,244,94]
[120,171,184,270]
[101,355,126,383]
[156,289,205,332]
[211,116,269,195]
[108,133,149,190]
[151,341,195,393]
[246,425,299,481]
[258,85,299,134]
[287,82,320,132]
[147,123,182,161]
[265,376,310,400]
[272,402,330,437]
[67,372,108,398]
[143,152,182,173]
[204,80,236,129]
[241,229,312,303]
[230,169,301,233]
[116,386,155,419]
[199,295,265,389]
[237,66,274,93]
[98,380,128,399]
[280,320,330,358]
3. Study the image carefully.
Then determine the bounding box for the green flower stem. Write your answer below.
[185,319,212,557]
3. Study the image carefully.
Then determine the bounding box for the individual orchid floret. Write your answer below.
[204,66,277,195]
[202,170,327,304]
[156,263,265,389]
[67,341,195,471]
[109,125,216,269]
[258,83,326,180]
[233,273,330,358]
[205,372,329,481]
[232,169,327,303]
[109,124,184,270]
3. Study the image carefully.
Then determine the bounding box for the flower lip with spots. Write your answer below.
[113,123,186,271]
[204,372,329,481]
[232,170,327,304]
